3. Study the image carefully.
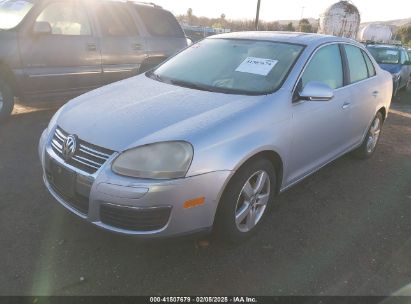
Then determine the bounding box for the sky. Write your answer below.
[152,0,411,23]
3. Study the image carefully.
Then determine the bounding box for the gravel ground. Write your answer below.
[0,89,410,296]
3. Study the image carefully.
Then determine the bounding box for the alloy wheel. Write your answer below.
[367,116,381,153]
[235,170,271,233]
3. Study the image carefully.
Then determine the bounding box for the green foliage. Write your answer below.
[396,23,411,46]
[299,19,313,33]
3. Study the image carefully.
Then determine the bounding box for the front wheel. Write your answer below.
[214,157,276,242]
[352,112,383,159]
[0,76,14,123]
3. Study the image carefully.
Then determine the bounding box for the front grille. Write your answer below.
[51,127,115,174]
[100,204,171,231]
[45,166,91,215]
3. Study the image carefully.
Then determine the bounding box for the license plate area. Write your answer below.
[49,160,76,198]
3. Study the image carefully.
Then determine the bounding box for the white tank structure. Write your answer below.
[358,24,393,43]
[318,0,361,39]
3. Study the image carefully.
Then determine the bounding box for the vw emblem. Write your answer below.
[62,135,78,161]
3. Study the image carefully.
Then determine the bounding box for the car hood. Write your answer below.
[58,75,264,151]
[379,63,401,74]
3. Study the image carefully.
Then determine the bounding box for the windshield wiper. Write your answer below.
[168,79,216,93]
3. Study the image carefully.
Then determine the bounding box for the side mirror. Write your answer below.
[185,36,194,46]
[299,81,334,101]
[404,60,411,66]
[33,21,52,35]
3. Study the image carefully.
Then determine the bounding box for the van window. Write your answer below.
[135,6,184,37]
[344,45,369,84]
[301,44,343,90]
[97,3,138,36]
[36,2,91,36]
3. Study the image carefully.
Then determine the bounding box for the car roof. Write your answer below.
[209,31,357,46]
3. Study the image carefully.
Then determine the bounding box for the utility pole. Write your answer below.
[255,0,261,30]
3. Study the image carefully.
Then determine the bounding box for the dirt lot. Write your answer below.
[1,90,411,296]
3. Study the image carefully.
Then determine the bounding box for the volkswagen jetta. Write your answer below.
[39,32,392,241]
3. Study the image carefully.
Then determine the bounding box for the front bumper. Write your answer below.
[39,129,231,238]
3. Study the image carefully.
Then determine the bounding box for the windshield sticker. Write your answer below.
[235,57,278,76]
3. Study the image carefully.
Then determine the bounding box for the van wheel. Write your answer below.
[352,112,383,159]
[214,157,276,242]
[0,76,14,123]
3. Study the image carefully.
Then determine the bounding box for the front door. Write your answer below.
[287,44,352,185]
[19,0,102,100]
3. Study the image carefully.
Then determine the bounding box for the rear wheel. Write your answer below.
[399,77,410,91]
[352,112,383,159]
[214,157,276,242]
[0,76,14,123]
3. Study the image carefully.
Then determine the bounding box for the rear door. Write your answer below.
[19,0,101,99]
[342,44,380,144]
[288,44,352,184]
[95,2,147,85]
[133,5,187,67]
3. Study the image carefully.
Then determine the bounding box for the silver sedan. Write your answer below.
[39,32,392,241]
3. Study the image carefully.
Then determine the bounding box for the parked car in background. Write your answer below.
[0,0,187,121]
[366,44,411,97]
[39,32,392,241]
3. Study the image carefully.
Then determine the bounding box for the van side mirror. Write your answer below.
[185,36,194,46]
[299,81,334,101]
[33,21,52,35]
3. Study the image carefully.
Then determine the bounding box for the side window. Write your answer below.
[301,44,343,90]
[344,45,369,84]
[36,2,91,36]
[362,50,376,77]
[135,6,185,37]
[97,4,138,36]
[400,50,408,64]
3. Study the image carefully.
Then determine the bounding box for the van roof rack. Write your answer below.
[127,1,162,8]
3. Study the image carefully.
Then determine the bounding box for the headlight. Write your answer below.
[112,141,193,179]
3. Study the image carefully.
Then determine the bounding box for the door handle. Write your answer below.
[372,91,379,97]
[342,102,351,110]
[87,43,97,51]
[132,43,142,50]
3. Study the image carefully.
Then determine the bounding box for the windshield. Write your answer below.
[149,39,304,95]
[367,47,400,64]
[0,0,34,30]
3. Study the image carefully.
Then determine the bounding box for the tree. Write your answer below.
[284,22,295,32]
[187,8,193,24]
[299,18,313,33]
[396,23,411,46]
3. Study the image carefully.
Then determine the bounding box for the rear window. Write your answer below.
[362,50,376,77]
[135,6,184,37]
[97,3,138,36]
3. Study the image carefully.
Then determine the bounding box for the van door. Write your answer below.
[133,4,187,68]
[19,0,102,100]
[95,2,147,85]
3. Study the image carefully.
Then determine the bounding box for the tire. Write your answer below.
[399,78,410,91]
[214,157,277,242]
[352,112,384,159]
[0,75,14,123]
